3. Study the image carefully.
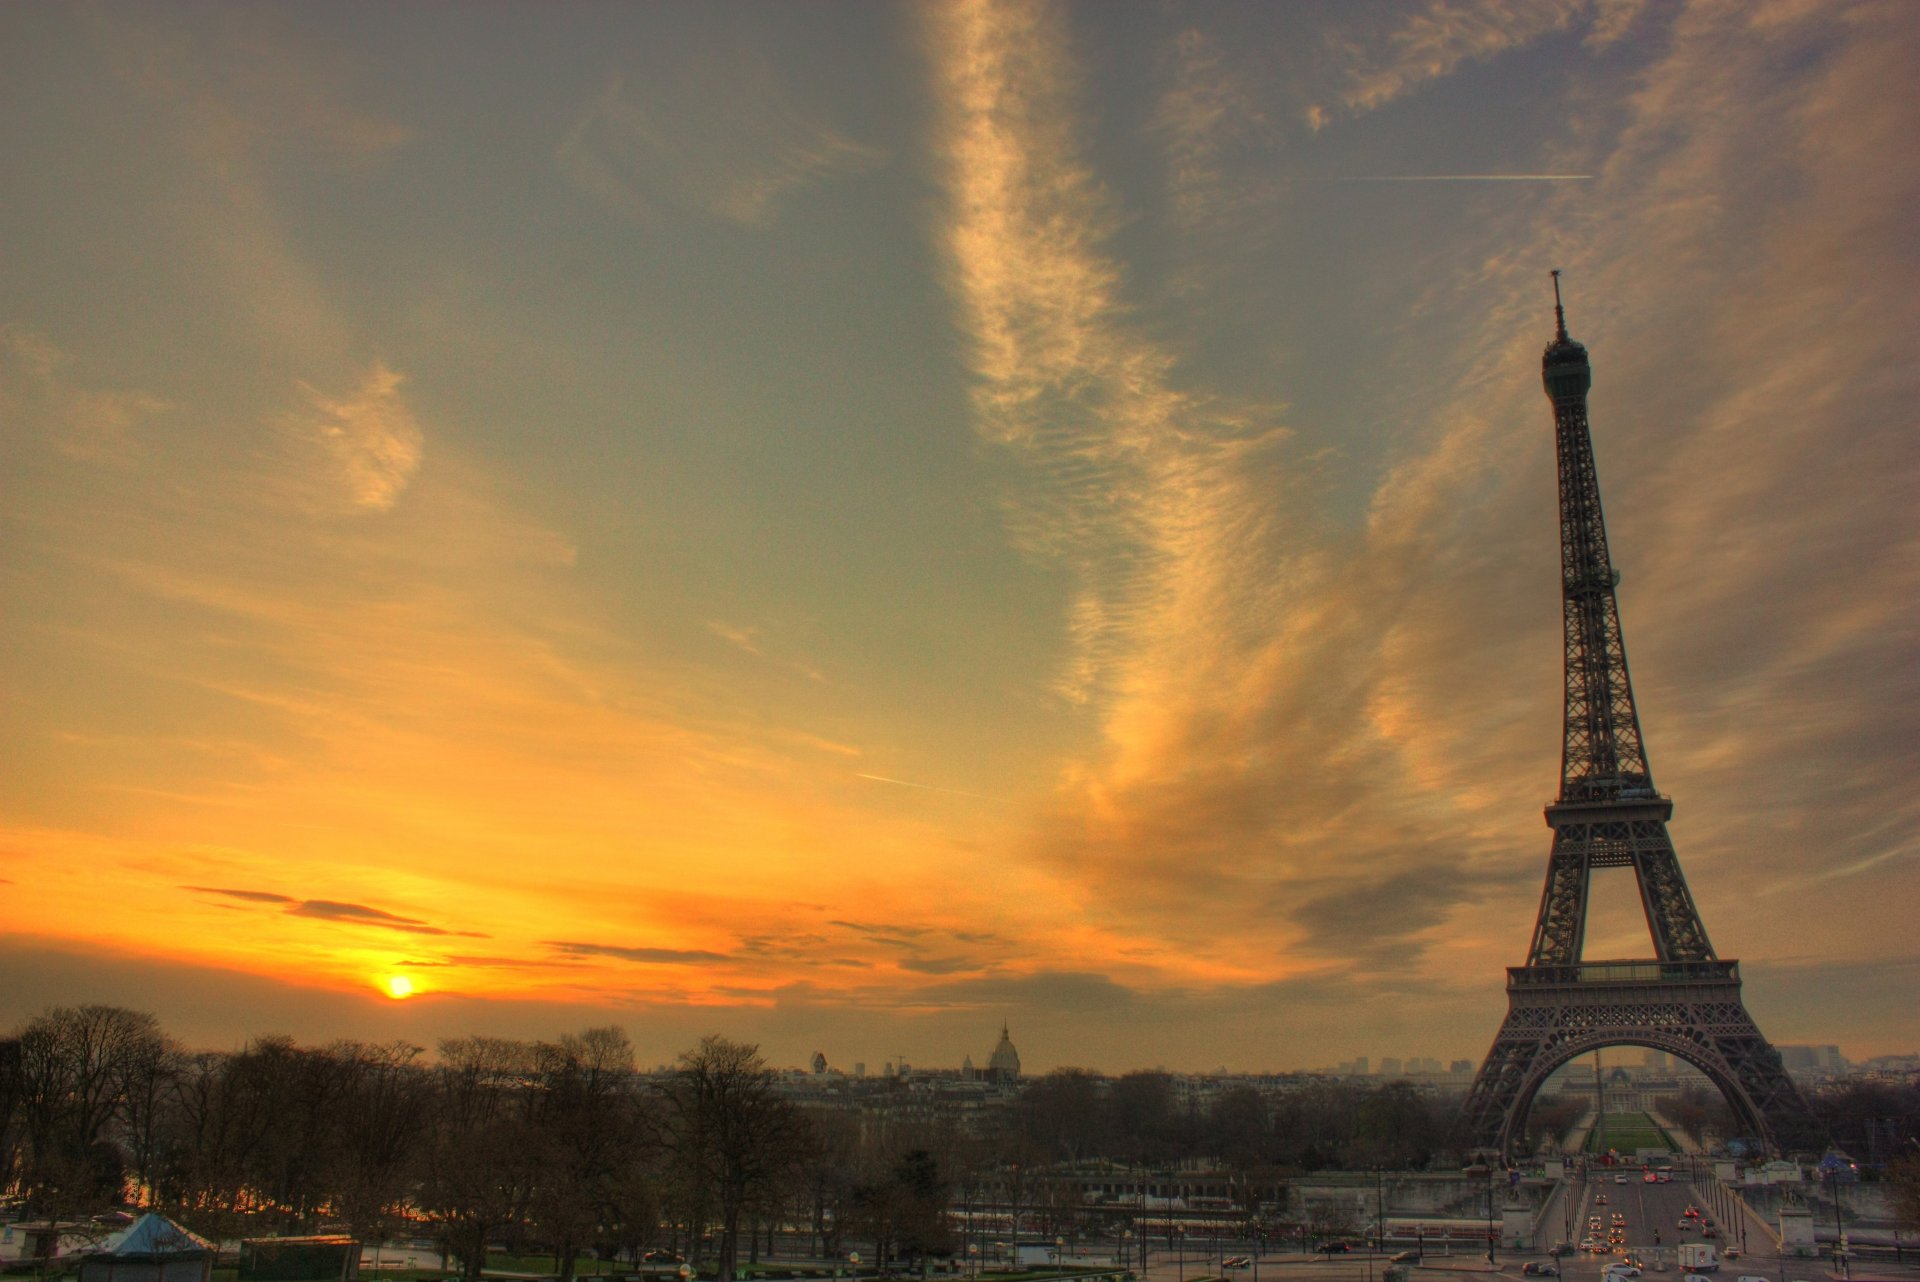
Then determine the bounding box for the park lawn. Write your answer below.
[1584,1112,1676,1154]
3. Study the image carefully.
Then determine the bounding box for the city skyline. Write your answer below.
[4,2,1917,1072]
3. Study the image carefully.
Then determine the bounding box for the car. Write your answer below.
[1737,1275,1772,1282]
[1702,1228,1717,1239]
[1616,1175,1630,1184]
[1223,1257,1251,1269]
[1591,1218,1605,1230]
[1315,1243,1350,1255]
[1549,1244,1576,1258]
[1523,1265,1559,1277]
[1645,1172,1659,1183]
[1598,1194,1610,1205]
[1390,1251,1419,1263]
[1721,1249,1742,1260]
[1605,1268,1642,1280]
[1684,1207,1701,1220]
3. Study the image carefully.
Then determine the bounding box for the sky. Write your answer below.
[2,0,1916,1076]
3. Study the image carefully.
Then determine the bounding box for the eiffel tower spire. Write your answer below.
[1457,274,1820,1161]
[1528,274,1712,967]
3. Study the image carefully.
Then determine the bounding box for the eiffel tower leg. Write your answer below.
[1460,1003,1545,1159]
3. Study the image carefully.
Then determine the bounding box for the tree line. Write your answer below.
[9,1006,1914,1278]
[0,1007,939,1281]
[0,1006,1472,1277]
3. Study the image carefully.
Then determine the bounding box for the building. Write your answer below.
[987,1021,1022,1084]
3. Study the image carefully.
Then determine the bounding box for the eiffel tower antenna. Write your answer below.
[1457,275,1821,1163]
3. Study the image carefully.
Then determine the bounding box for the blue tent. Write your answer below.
[80,1214,215,1282]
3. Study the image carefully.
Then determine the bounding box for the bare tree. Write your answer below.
[327,1041,431,1250]
[529,1027,642,1280]
[11,1005,167,1215]
[421,1037,545,1282]
[660,1037,808,1282]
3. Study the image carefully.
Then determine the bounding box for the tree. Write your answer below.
[420,1037,545,1282]
[1887,1151,1920,1230]
[11,1005,168,1215]
[1018,1070,1109,1162]
[850,1148,953,1272]
[661,1037,808,1282]
[528,1028,642,1280]
[1109,1072,1182,1166]
[326,1041,431,1250]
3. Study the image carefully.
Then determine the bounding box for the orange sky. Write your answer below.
[4,0,1917,1071]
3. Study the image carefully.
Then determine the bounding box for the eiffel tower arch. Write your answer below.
[1457,276,1823,1163]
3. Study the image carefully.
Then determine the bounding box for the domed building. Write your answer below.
[986,1021,1021,1084]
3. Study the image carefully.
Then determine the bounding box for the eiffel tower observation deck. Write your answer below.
[1457,275,1822,1162]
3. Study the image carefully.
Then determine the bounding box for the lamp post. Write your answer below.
[1487,1170,1498,1266]
[1827,1167,1848,1282]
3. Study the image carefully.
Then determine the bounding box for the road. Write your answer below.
[1127,1169,1903,1282]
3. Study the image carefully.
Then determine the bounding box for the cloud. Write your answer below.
[291,900,459,934]
[286,362,424,511]
[1287,864,1531,965]
[545,941,733,966]
[1149,27,1279,247]
[910,969,1142,1013]
[183,885,296,905]
[829,920,931,944]
[1313,0,1586,127]
[707,620,764,657]
[102,8,414,168]
[180,887,485,937]
[898,955,980,976]
[0,326,170,463]
[558,64,884,228]
[920,0,1920,1021]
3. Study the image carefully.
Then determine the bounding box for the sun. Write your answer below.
[381,974,416,1000]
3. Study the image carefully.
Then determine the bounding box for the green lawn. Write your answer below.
[1584,1111,1677,1154]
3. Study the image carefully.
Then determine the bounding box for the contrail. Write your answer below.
[856,772,1004,802]
[1312,173,1592,182]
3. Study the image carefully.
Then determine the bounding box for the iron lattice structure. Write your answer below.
[1458,276,1820,1161]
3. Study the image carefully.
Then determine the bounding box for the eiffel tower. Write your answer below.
[1457,274,1820,1162]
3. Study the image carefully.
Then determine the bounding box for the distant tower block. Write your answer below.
[1457,274,1821,1162]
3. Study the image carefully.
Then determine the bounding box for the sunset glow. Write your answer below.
[2,1,1914,1069]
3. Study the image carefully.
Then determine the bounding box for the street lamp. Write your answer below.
[1827,1167,1848,1282]
[1487,1170,1498,1266]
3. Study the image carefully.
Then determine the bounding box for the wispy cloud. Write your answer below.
[1313,0,1586,127]
[286,362,424,511]
[855,772,1004,802]
[558,62,884,228]
[927,0,1920,1006]
[184,885,296,905]
[183,885,486,937]
[1309,173,1592,183]
[0,326,170,463]
[546,940,733,965]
